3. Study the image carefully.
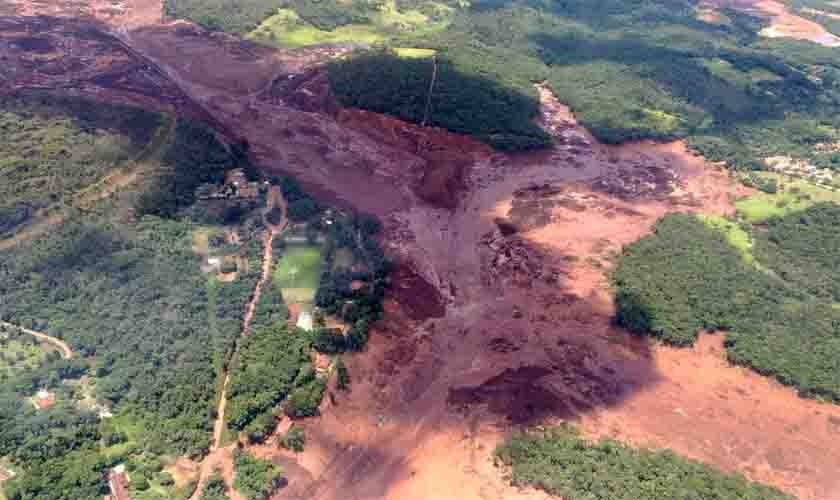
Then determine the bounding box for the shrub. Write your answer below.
[759,178,779,194]
[277,426,305,452]
[285,380,326,418]
[233,450,284,500]
[158,472,175,487]
[244,412,276,444]
[335,358,350,391]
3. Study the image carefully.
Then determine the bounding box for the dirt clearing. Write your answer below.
[704,0,840,46]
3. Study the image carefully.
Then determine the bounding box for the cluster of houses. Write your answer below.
[764,156,836,187]
[195,168,267,202]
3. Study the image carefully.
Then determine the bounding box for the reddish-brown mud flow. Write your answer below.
[3,3,840,500]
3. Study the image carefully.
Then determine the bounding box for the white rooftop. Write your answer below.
[296,311,314,332]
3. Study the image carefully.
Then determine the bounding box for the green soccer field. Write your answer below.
[274,244,323,304]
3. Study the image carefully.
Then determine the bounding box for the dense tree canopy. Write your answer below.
[613,206,840,401]
[496,426,793,500]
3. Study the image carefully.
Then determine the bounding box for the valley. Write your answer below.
[1,0,840,499]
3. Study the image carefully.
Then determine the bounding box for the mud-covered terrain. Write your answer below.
[4,1,840,499]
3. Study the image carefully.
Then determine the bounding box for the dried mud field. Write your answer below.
[4,1,840,499]
[704,0,840,46]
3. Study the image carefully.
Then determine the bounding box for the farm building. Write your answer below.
[196,168,264,201]
[296,311,314,332]
[107,464,132,500]
[31,389,56,410]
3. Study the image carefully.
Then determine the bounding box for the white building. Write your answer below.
[296,311,314,332]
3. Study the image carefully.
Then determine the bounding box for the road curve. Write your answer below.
[0,320,73,359]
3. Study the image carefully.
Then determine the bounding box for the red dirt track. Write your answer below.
[4,2,840,499]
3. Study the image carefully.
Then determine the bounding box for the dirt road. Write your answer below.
[190,188,286,500]
[0,320,73,359]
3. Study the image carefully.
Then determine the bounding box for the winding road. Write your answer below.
[0,320,73,359]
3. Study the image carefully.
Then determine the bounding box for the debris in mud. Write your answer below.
[592,162,680,200]
[447,340,622,424]
[389,263,446,320]
[493,217,518,236]
[487,337,521,353]
[481,231,551,288]
[263,68,340,115]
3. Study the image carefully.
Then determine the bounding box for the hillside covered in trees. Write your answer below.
[614,204,840,401]
[0,107,267,499]
[167,0,840,166]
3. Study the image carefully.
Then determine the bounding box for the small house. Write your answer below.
[31,389,56,410]
[296,311,314,332]
[108,465,132,500]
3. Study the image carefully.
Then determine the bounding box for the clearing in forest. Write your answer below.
[736,172,840,222]
[274,244,323,305]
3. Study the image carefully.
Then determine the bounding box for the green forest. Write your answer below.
[0,100,394,493]
[166,0,840,164]
[233,450,284,500]
[327,50,551,150]
[225,322,313,438]
[0,103,267,499]
[0,92,163,235]
[496,426,793,500]
[613,205,840,401]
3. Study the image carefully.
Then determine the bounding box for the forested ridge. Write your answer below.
[0,92,163,235]
[166,0,840,166]
[614,205,840,401]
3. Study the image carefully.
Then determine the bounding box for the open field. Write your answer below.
[736,172,840,222]
[247,9,385,48]
[244,0,450,48]
[274,244,323,304]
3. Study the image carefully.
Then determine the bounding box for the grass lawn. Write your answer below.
[246,0,450,48]
[736,173,840,222]
[698,215,754,264]
[275,244,323,304]
[393,47,437,58]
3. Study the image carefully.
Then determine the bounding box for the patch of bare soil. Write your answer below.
[5,5,840,499]
[165,457,200,489]
[579,333,840,500]
[2,0,161,27]
[704,0,840,46]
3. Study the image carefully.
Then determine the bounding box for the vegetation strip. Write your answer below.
[496,426,794,500]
